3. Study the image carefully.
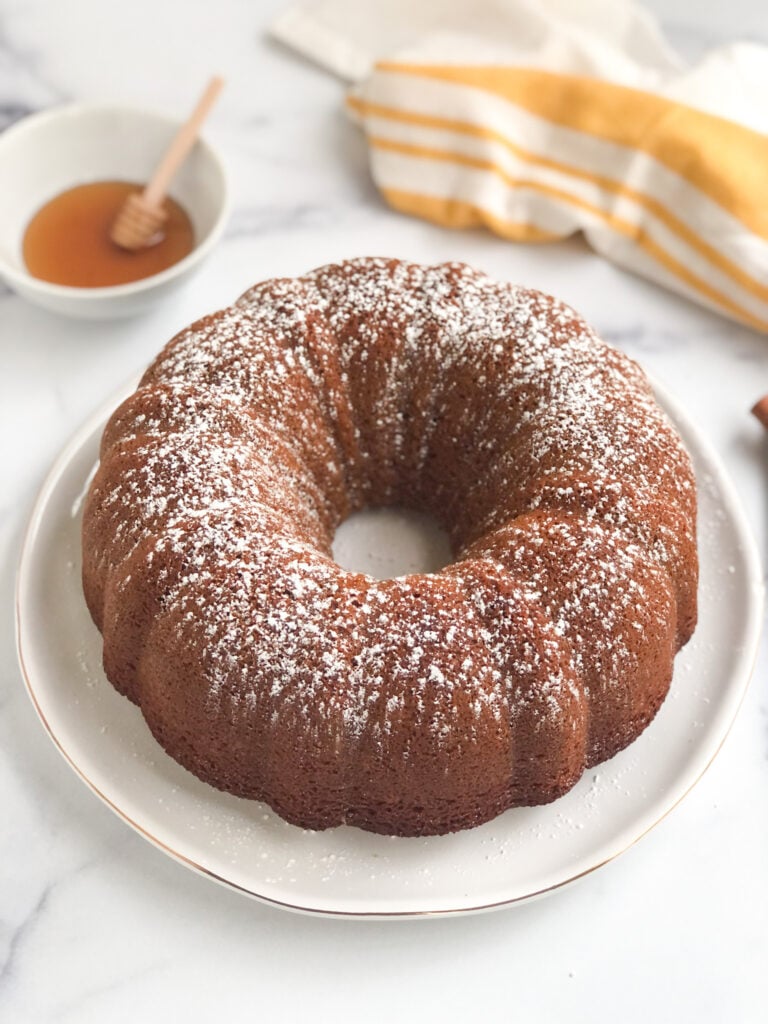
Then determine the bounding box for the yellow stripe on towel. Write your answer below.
[376,62,768,243]
[381,186,563,242]
[368,134,768,332]
[347,93,768,307]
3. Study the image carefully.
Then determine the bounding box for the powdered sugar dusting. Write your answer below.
[83,258,697,829]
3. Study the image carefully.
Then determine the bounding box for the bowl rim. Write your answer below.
[0,102,231,300]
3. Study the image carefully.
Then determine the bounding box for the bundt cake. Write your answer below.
[82,258,698,837]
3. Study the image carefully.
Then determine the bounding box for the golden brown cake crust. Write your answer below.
[82,258,698,837]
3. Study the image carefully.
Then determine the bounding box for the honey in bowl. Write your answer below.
[23,181,195,287]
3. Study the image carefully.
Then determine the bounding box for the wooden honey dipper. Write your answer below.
[110,76,224,251]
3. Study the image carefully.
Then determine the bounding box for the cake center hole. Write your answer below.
[332,506,453,580]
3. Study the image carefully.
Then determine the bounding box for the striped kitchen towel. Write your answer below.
[272,0,768,332]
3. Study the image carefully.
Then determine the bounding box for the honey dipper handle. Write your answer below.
[143,76,224,209]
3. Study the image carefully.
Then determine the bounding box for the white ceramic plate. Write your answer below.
[16,380,764,918]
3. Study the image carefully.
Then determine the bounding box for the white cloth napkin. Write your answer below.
[272,0,768,332]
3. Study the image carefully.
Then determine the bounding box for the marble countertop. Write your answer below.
[2,1,767,1021]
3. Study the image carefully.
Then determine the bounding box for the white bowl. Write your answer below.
[0,104,229,318]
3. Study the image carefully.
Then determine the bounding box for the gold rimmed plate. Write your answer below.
[15,379,764,918]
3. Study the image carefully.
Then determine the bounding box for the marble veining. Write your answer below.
[1,1,767,1022]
